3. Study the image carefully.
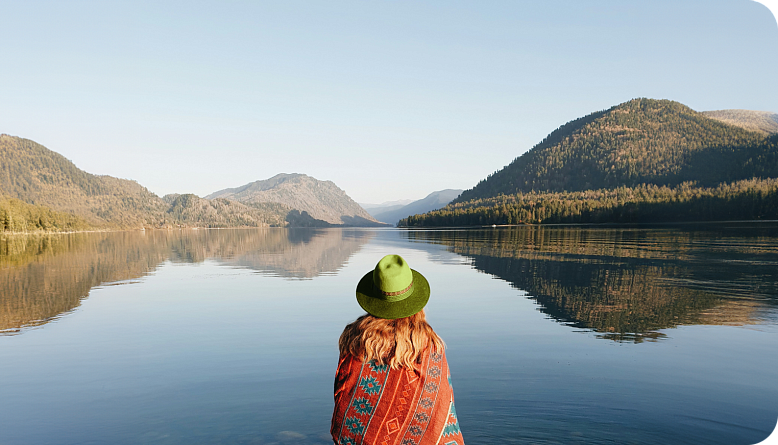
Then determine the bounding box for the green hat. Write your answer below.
[356,254,430,319]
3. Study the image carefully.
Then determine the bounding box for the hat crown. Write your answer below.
[356,253,430,319]
[373,254,413,297]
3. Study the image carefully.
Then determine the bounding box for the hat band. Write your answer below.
[373,280,414,302]
[381,280,413,297]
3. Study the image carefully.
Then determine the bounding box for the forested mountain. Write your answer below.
[402,99,778,227]
[456,99,778,203]
[207,173,386,226]
[372,189,463,225]
[702,110,778,135]
[0,134,168,228]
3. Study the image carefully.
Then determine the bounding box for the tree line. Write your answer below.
[1,196,93,232]
[399,178,778,227]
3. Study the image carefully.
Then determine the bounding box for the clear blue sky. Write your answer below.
[2,0,777,204]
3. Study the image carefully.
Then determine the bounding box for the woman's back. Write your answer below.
[330,255,464,445]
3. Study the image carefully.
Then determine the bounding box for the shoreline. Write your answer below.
[398,219,778,229]
[0,223,393,236]
[0,226,282,236]
[4,219,778,236]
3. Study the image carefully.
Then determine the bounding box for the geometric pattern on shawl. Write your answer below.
[440,400,464,445]
[332,348,464,445]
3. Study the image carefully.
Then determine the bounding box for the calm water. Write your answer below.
[1,225,777,445]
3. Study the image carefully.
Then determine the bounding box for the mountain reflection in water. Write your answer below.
[403,225,778,342]
[0,228,373,334]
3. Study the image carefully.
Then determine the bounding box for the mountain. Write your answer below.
[702,110,778,135]
[372,189,463,225]
[401,99,778,227]
[1,135,386,231]
[360,199,415,210]
[0,134,167,228]
[456,98,778,203]
[206,173,386,226]
[360,199,415,217]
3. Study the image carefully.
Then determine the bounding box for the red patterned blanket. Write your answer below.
[331,348,464,445]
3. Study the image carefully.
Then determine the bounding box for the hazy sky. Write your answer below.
[2,0,777,204]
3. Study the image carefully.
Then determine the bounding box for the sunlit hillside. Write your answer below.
[457,99,777,202]
[702,109,778,135]
[402,99,778,226]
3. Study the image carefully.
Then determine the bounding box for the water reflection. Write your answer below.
[404,225,778,342]
[0,228,372,334]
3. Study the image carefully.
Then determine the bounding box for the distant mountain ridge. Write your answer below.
[372,189,463,225]
[456,98,778,203]
[360,199,415,217]
[360,199,415,210]
[207,173,386,226]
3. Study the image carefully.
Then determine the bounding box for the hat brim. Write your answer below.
[356,269,430,320]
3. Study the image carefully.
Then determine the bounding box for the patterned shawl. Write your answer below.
[331,348,464,445]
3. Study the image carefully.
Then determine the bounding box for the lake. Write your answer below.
[1,225,777,445]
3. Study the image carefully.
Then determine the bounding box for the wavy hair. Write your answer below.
[338,309,444,370]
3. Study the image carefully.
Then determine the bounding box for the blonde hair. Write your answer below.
[338,309,444,370]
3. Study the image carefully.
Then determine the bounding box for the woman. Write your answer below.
[331,254,465,445]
